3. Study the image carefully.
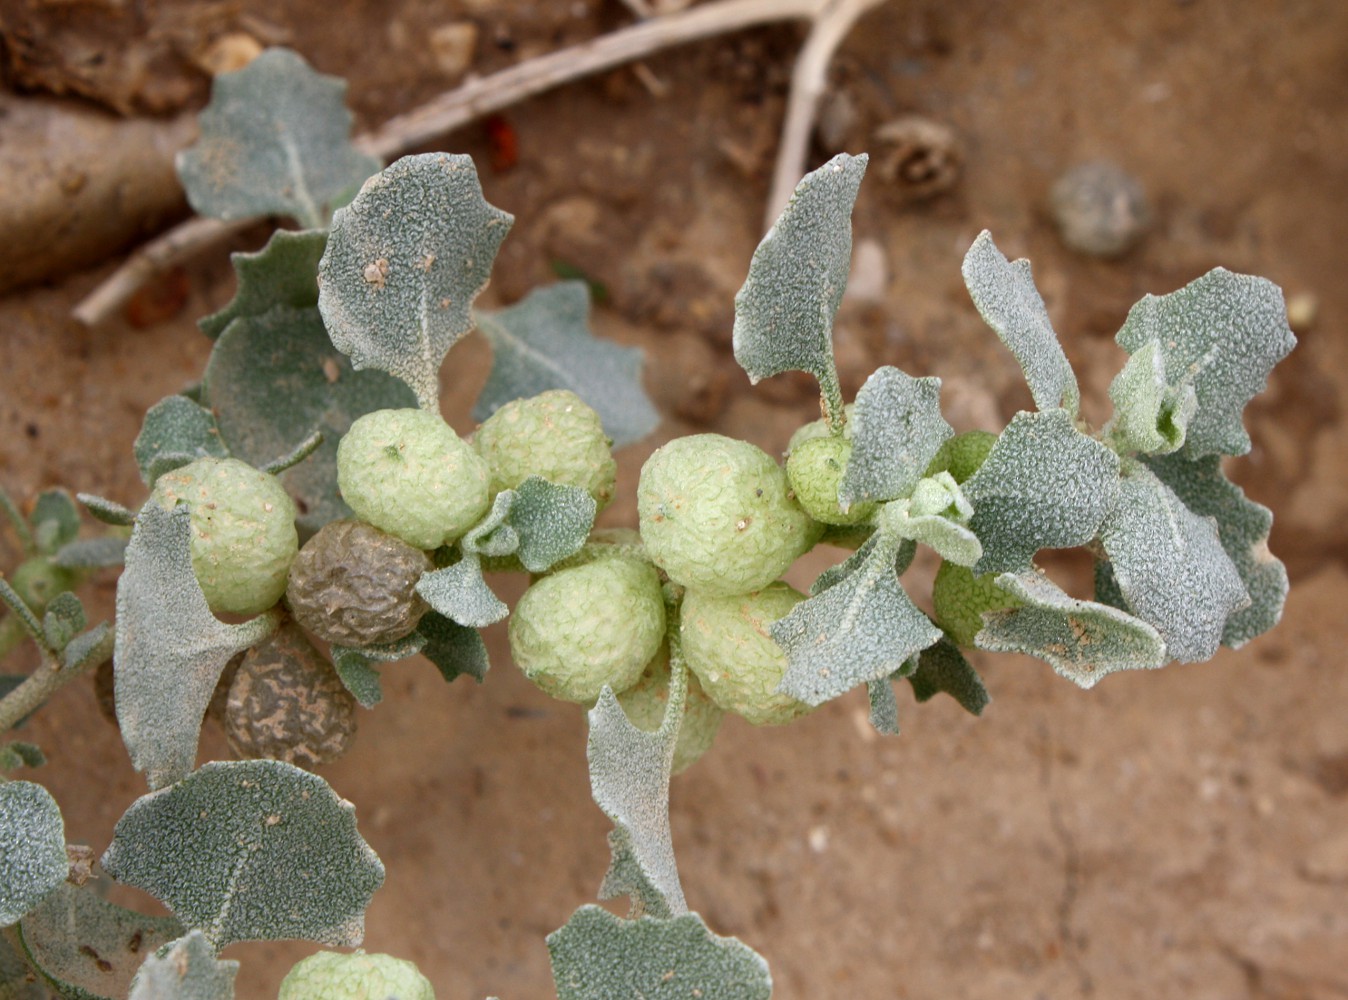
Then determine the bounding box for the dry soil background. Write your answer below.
[1,1,1346,998]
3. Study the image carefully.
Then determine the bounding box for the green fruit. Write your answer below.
[638,434,816,597]
[786,404,855,453]
[932,560,1021,647]
[680,583,813,726]
[337,408,490,549]
[9,556,78,615]
[151,457,298,616]
[475,390,617,509]
[785,435,876,526]
[616,645,724,774]
[925,430,998,484]
[510,555,665,704]
[278,950,435,1000]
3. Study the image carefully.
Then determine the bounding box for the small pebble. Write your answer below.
[1286,291,1318,334]
[1050,161,1150,258]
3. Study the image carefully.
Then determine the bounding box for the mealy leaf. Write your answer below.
[866,678,900,736]
[1093,558,1129,612]
[415,612,489,685]
[0,780,66,927]
[329,633,427,709]
[258,430,323,476]
[1144,452,1287,648]
[76,495,137,527]
[473,282,658,448]
[199,229,327,340]
[204,305,417,534]
[40,593,85,653]
[1105,339,1197,456]
[548,905,771,1000]
[0,921,46,999]
[53,536,128,569]
[588,656,688,918]
[507,476,596,573]
[176,48,378,229]
[963,408,1120,575]
[976,571,1166,688]
[961,231,1080,415]
[883,474,982,566]
[732,153,867,427]
[810,533,915,596]
[0,578,44,645]
[1115,267,1296,458]
[114,503,280,790]
[30,490,80,556]
[907,636,989,716]
[318,153,514,409]
[17,883,184,1000]
[839,366,952,509]
[415,493,514,628]
[0,743,45,771]
[1098,463,1248,662]
[133,397,229,487]
[0,488,34,556]
[127,931,237,1000]
[101,760,385,950]
[772,530,942,706]
[61,622,113,673]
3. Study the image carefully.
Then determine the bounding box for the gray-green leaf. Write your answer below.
[883,474,982,566]
[30,490,80,556]
[961,231,1080,415]
[1099,464,1248,662]
[318,153,514,409]
[733,153,867,426]
[329,633,427,708]
[840,366,952,509]
[17,883,184,1000]
[1115,267,1295,458]
[963,408,1120,575]
[76,494,137,527]
[134,396,229,487]
[866,678,900,735]
[101,760,384,950]
[416,612,489,685]
[976,571,1166,688]
[199,229,326,340]
[474,282,659,448]
[507,477,596,573]
[908,636,989,716]
[114,502,280,789]
[40,592,85,652]
[53,536,128,569]
[176,48,378,229]
[204,305,417,534]
[548,905,771,1000]
[1105,339,1197,456]
[0,781,66,927]
[127,931,237,1000]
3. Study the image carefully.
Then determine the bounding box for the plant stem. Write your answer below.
[0,633,113,735]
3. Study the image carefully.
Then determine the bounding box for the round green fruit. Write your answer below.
[931,560,1021,647]
[785,435,876,526]
[278,950,434,1000]
[9,556,78,616]
[337,407,490,550]
[638,434,816,596]
[925,430,997,484]
[680,583,813,726]
[510,555,665,704]
[151,457,298,616]
[785,404,855,453]
[475,390,617,509]
[615,645,724,774]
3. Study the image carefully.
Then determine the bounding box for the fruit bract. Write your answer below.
[337,407,490,549]
[151,456,298,616]
[615,644,724,774]
[509,555,665,704]
[475,389,617,509]
[638,434,815,596]
[786,435,876,526]
[681,583,813,726]
[278,950,435,1000]
[286,519,431,647]
[931,560,1021,647]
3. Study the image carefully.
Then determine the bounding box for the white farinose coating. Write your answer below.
[509,555,665,704]
[681,583,814,726]
[151,457,298,616]
[475,389,617,509]
[278,950,435,1000]
[616,645,724,774]
[638,434,816,596]
[337,407,490,549]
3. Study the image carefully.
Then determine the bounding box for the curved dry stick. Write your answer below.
[74,0,885,327]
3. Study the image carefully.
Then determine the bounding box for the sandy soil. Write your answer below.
[2,0,1346,997]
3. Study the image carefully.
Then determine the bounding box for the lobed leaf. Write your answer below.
[840,366,953,508]
[318,153,514,409]
[810,533,915,596]
[1105,339,1196,456]
[506,476,596,573]
[329,633,427,709]
[199,229,327,340]
[176,48,378,229]
[18,883,184,1000]
[883,474,982,566]
[127,930,238,1000]
[1145,452,1287,647]
[416,611,490,685]
[101,760,384,951]
[204,305,417,534]
[976,571,1166,688]
[962,231,1080,415]
[963,409,1120,575]
[133,397,229,487]
[548,905,771,1000]
[30,490,80,556]
[1115,267,1296,458]
[114,502,279,789]
[0,781,66,927]
[733,153,867,425]
[907,637,989,716]
[1098,463,1249,662]
[474,282,659,448]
